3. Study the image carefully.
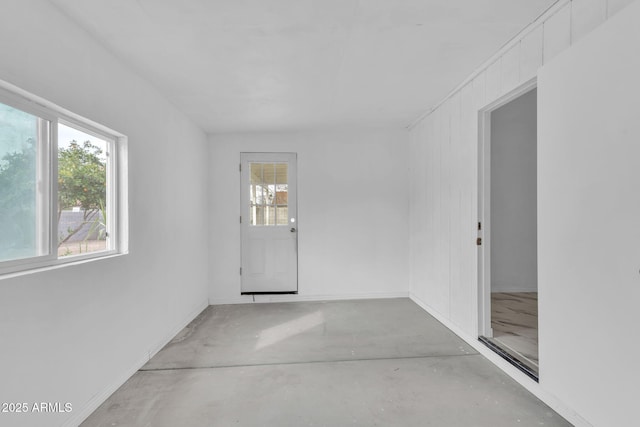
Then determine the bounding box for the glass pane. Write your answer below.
[57,124,108,257]
[0,102,46,262]
[276,206,288,225]
[264,206,275,225]
[251,185,264,205]
[248,162,289,226]
[275,181,288,225]
[250,163,263,185]
[275,184,288,204]
[252,206,265,226]
[275,163,287,185]
[265,184,275,206]
[262,163,275,185]
[250,205,276,226]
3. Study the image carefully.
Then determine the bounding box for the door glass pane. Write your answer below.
[275,163,287,185]
[57,124,108,257]
[265,184,275,206]
[275,163,288,225]
[251,185,264,205]
[265,206,275,225]
[275,185,288,203]
[0,102,49,262]
[248,162,288,226]
[276,206,288,225]
[252,206,264,226]
[263,163,275,185]
[250,163,263,184]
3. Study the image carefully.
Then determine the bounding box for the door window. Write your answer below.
[249,162,288,226]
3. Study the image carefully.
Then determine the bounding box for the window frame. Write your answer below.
[0,83,128,277]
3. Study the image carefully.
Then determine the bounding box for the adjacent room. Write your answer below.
[1,1,639,427]
[480,87,539,378]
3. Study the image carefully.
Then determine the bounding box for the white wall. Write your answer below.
[0,2,210,426]
[408,0,637,426]
[490,89,537,293]
[538,2,640,424]
[209,129,409,303]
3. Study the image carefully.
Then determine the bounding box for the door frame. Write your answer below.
[477,78,537,338]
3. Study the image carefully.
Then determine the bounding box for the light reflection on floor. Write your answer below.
[255,310,325,350]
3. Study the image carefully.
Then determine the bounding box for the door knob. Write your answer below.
[290,228,296,232]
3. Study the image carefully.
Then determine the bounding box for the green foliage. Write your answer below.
[0,137,107,256]
[58,141,106,212]
[57,141,106,246]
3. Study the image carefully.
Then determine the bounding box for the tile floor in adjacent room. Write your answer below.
[81,298,569,427]
[491,292,539,373]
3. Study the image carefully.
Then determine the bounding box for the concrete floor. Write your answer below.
[81,298,571,426]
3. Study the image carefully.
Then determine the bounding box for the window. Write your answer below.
[249,162,289,226]
[0,85,127,276]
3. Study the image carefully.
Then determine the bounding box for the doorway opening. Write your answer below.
[478,82,538,380]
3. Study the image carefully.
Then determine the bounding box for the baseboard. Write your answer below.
[409,293,594,427]
[63,299,209,427]
[210,291,409,305]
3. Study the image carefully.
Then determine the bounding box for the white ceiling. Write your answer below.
[49,0,556,134]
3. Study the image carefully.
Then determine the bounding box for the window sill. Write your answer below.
[0,251,128,281]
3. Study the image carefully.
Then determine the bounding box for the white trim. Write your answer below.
[49,120,59,259]
[409,292,593,427]
[477,79,537,338]
[0,252,126,281]
[65,299,209,427]
[0,248,122,277]
[210,291,410,305]
[479,77,538,113]
[115,135,129,255]
[37,117,52,258]
[477,103,491,337]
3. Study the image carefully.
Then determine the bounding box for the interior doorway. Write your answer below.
[478,83,538,380]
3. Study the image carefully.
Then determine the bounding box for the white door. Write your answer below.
[240,152,297,293]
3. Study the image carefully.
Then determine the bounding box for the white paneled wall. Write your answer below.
[543,3,572,63]
[520,26,544,82]
[410,0,635,344]
[408,0,636,425]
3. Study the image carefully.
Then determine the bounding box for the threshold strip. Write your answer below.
[478,336,538,382]
[139,352,479,372]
